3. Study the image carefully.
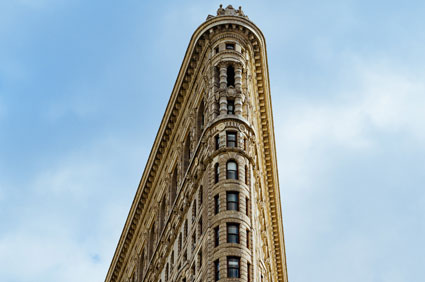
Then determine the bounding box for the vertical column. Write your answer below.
[219,65,227,90]
[235,65,243,116]
[235,65,242,91]
[219,95,227,115]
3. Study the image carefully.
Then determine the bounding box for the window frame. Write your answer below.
[227,223,240,244]
[227,256,240,278]
[226,160,238,180]
[226,191,239,211]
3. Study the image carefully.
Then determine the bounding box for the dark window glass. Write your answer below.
[215,134,220,150]
[214,226,219,247]
[215,47,219,54]
[226,160,238,180]
[227,256,240,278]
[215,163,220,183]
[227,223,240,243]
[226,43,235,50]
[226,191,239,211]
[227,132,237,148]
[247,262,251,282]
[247,229,250,248]
[227,66,235,86]
[227,99,235,114]
[246,197,249,216]
[214,259,220,281]
[214,195,220,214]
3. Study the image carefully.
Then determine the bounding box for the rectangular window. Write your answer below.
[192,199,197,223]
[214,194,220,214]
[247,262,251,282]
[227,223,240,243]
[247,229,250,248]
[226,131,237,148]
[198,250,203,268]
[226,43,235,50]
[246,197,249,216]
[214,259,220,281]
[227,256,240,278]
[198,218,203,237]
[214,226,219,247]
[215,134,220,150]
[227,99,235,114]
[226,191,239,211]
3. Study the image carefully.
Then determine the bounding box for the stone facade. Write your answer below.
[105,5,288,282]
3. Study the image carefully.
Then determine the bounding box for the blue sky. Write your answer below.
[1,1,424,281]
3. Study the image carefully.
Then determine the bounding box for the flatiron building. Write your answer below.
[106,5,288,282]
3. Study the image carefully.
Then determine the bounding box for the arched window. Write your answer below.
[214,163,220,183]
[227,65,235,87]
[226,160,238,180]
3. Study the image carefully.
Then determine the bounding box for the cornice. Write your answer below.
[105,14,288,282]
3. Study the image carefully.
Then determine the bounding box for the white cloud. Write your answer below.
[276,60,425,188]
[276,59,425,282]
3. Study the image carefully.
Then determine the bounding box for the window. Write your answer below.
[214,226,219,247]
[244,137,247,150]
[197,100,205,139]
[226,191,239,211]
[226,160,238,180]
[192,199,197,223]
[227,65,235,87]
[227,223,240,243]
[199,186,203,205]
[165,263,169,280]
[247,262,251,282]
[214,259,220,281]
[227,256,240,278]
[214,163,220,183]
[171,250,174,268]
[215,134,220,150]
[214,194,220,214]
[198,218,203,237]
[246,197,249,216]
[246,229,250,248]
[198,250,203,268]
[226,43,235,50]
[227,99,235,114]
[215,47,219,54]
[226,132,237,148]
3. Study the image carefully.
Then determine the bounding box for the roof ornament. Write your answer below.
[207,4,249,20]
[217,4,225,15]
